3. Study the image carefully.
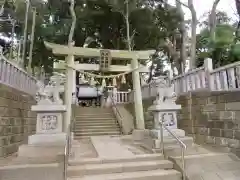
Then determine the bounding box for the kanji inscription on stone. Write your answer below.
[41,115,58,130]
[100,49,112,71]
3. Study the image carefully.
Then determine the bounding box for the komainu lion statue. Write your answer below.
[35,73,65,105]
[154,79,177,105]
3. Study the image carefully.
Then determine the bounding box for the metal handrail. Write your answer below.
[109,93,122,118]
[109,93,124,134]
[159,121,187,180]
[63,118,74,180]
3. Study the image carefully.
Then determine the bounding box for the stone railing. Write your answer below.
[172,58,240,93]
[172,66,207,94]
[116,91,131,104]
[139,58,240,99]
[210,61,240,91]
[0,51,37,95]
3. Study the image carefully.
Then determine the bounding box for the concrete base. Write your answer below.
[150,129,185,139]
[17,133,66,160]
[28,133,66,146]
[18,144,64,160]
[132,129,150,141]
[132,128,189,150]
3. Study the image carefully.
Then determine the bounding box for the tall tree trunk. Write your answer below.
[209,0,221,42]
[175,0,197,69]
[188,0,197,69]
[125,0,131,51]
[235,0,240,43]
[176,0,187,73]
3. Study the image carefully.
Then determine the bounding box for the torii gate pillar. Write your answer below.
[131,56,145,129]
[64,54,75,132]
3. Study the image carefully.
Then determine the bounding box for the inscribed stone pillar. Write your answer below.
[131,56,145,129]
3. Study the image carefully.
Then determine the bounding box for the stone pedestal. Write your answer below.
[145,81,186,150]
[148,103,185,138]
[18,104,66,160]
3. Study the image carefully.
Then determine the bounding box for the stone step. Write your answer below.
[75,118,116,121]
[75,112,113,116]
[74,131,120,137]
[67,169,181,180]
[153,136,194,148]
[162,136,193,146]
[74,122,118,126]
[74,135,120,140]
[69,154,164,166]
[74,125,119,130]
[75,108,112,113]
[74,127,119,131]
[74,125,119,129]
[74,128,120,133]
[76,116,115,119]
[76,114,115,118]
[74,130,120,135]
[75,114,114,118]
[172,153,240,164]
[75,121,117,125]
[68,160,173,177]
[170,153,240,180]
[161,144,211,157]
[0,163,63,180]
[139,136,193,153]
[75,118,117,123]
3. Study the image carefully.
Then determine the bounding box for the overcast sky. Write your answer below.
[169,0,238,23]
[163,0,238,72]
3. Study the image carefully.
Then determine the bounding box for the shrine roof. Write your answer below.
[44,41,155,60]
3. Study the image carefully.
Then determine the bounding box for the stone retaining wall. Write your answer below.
[126,90,240,157]
[0,84,36,157]
[177,90,240,156]
[125,97,155,129]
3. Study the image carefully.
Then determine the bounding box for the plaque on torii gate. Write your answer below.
[100,49,112,72]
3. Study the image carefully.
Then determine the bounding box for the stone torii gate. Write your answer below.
[44,41,155,131]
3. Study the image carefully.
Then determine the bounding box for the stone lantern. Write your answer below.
[148,79,185,149]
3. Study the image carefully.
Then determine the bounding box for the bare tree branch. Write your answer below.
[209,0,221,41]
[175,0,189,9]
[68,0,76,46]
[130,29,136,50]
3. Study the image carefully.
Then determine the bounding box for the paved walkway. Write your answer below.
[182,153,240,180]
[91,136,135,158]
[92,136,240,180]
[1,135,240,180]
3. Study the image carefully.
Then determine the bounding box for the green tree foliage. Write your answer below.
[196,11,238,68]
[0,0,183,75]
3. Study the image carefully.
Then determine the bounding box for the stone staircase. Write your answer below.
[67,154,181,180]
[71,108,182,179]
[73,107,121,139]
[67,136,182,180]
[133,133,240,180]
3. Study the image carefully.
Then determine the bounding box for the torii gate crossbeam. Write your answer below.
[45,41,154,131]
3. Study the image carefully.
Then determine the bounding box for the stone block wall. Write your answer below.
[0,84,36,157]
[125,97,155,129]
[126,90,240,157]
[176,90,240,156]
